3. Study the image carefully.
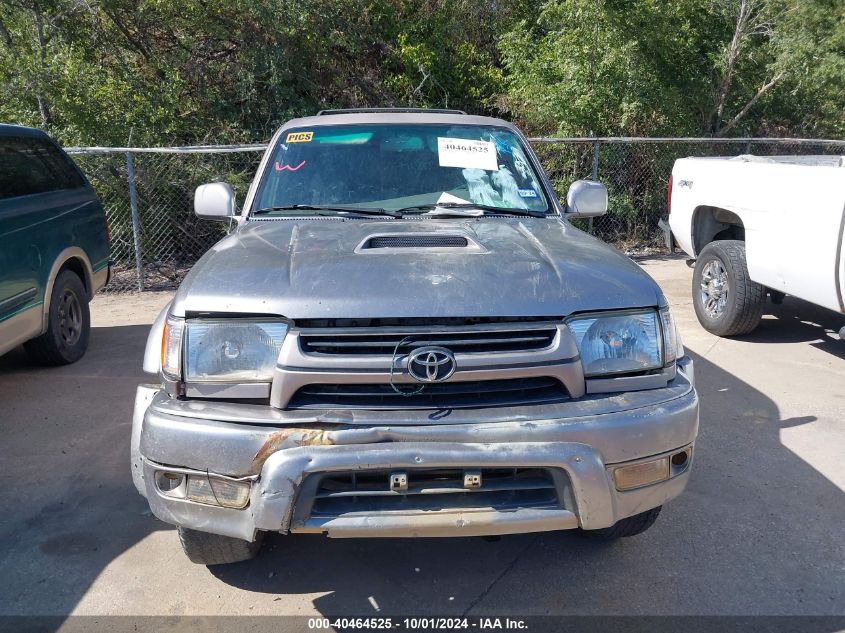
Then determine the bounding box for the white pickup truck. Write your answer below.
[662,154,845,337]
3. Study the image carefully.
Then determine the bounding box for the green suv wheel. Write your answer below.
[24,270,90,365]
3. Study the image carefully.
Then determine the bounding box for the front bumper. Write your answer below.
[132,360,698,542]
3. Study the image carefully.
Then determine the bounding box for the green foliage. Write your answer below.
[499,0,844,137]
[0,0,841,145]
[760,0,845,135]
[0,0,518,145]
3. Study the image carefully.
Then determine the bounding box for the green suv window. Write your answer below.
[0,136,85,200]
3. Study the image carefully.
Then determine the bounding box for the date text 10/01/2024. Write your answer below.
[307,617,528,630]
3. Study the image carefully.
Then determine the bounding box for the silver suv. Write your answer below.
[132,109,698,565]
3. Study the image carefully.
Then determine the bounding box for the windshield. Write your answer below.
[252,124,550,215]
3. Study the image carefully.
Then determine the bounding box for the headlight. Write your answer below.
[160,315,288,383]
[184,319,288,382]
[567,308,676,377]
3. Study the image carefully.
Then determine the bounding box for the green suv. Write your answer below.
[0,124,110,364]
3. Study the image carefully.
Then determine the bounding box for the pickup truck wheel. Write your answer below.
[24,270,90,365]
[178,527,264,565]
[581,506,662,539]
[693,240,764,336]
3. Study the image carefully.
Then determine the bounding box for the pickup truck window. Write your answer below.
[253,124,550,214]
[0,136,85,200]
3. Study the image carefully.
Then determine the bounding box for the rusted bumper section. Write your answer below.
[132,363,698,541]
[138,436,693,541]
[224,442,599,539]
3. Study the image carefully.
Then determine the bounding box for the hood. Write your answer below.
[171,218,664,319]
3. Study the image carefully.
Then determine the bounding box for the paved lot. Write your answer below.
[0,256,843,617]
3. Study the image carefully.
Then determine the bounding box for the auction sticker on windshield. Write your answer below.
[286,131,313,143]
[438,137,498,171]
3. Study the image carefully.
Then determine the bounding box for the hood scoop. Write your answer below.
[357,233,480,252]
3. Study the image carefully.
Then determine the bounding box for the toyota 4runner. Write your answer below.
[131,109,699,565]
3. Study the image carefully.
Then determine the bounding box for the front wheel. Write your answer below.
[692,240,765,336]
[177,527,264,565]
[580,506,662,540]
[24,270,90,365]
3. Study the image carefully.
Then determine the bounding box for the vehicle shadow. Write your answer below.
[630,252,689,264]
[210,347,845,616]
[0,326,170,617]
[736,295,845,360]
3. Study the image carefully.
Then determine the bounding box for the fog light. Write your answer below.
[613,457,670,491]
[155,471,185,495]
[671,450,689,467]
[186,475,251,509]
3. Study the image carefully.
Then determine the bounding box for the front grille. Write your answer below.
[287,376,569,410]
[276,321,573,411]
[304,468,561,518]
[363,235,468,249]
[300,325,557,356]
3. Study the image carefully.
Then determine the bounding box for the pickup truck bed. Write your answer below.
[663,155,845,335]
[666,154,845,335]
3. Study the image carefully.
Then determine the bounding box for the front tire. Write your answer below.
[24,270,90,365]
[177,527,264,565]
[692,240,764,336]
[581,506,662,540]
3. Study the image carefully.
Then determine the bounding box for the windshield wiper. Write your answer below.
[252,204,400,218]
[397,202,547,218]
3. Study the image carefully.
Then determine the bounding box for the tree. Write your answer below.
[0,0,521,145]
[497,0,843,137]
[0,0,840,144]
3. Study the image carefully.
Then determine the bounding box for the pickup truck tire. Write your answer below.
[581,506,662,539]
[177,527,264,565]
[24,270,90,365]
[693,240,765,336]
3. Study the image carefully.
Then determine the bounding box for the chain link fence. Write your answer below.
[531,137,845,247]
[68,146,264,291]
[66,137,845,292]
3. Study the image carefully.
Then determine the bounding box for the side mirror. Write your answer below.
[194,182,236,221]
[565,180,608,218]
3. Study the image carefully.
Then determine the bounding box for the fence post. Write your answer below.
[745,139,753,155]
[126,151,144,291]
[589,140,601,233]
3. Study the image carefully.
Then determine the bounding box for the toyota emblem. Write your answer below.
[407,346,457,383]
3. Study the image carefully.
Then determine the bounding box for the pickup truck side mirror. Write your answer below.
[194,182,236,221]
[565,180,608,218]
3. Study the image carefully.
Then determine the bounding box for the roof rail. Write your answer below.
[316,107,467,116]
